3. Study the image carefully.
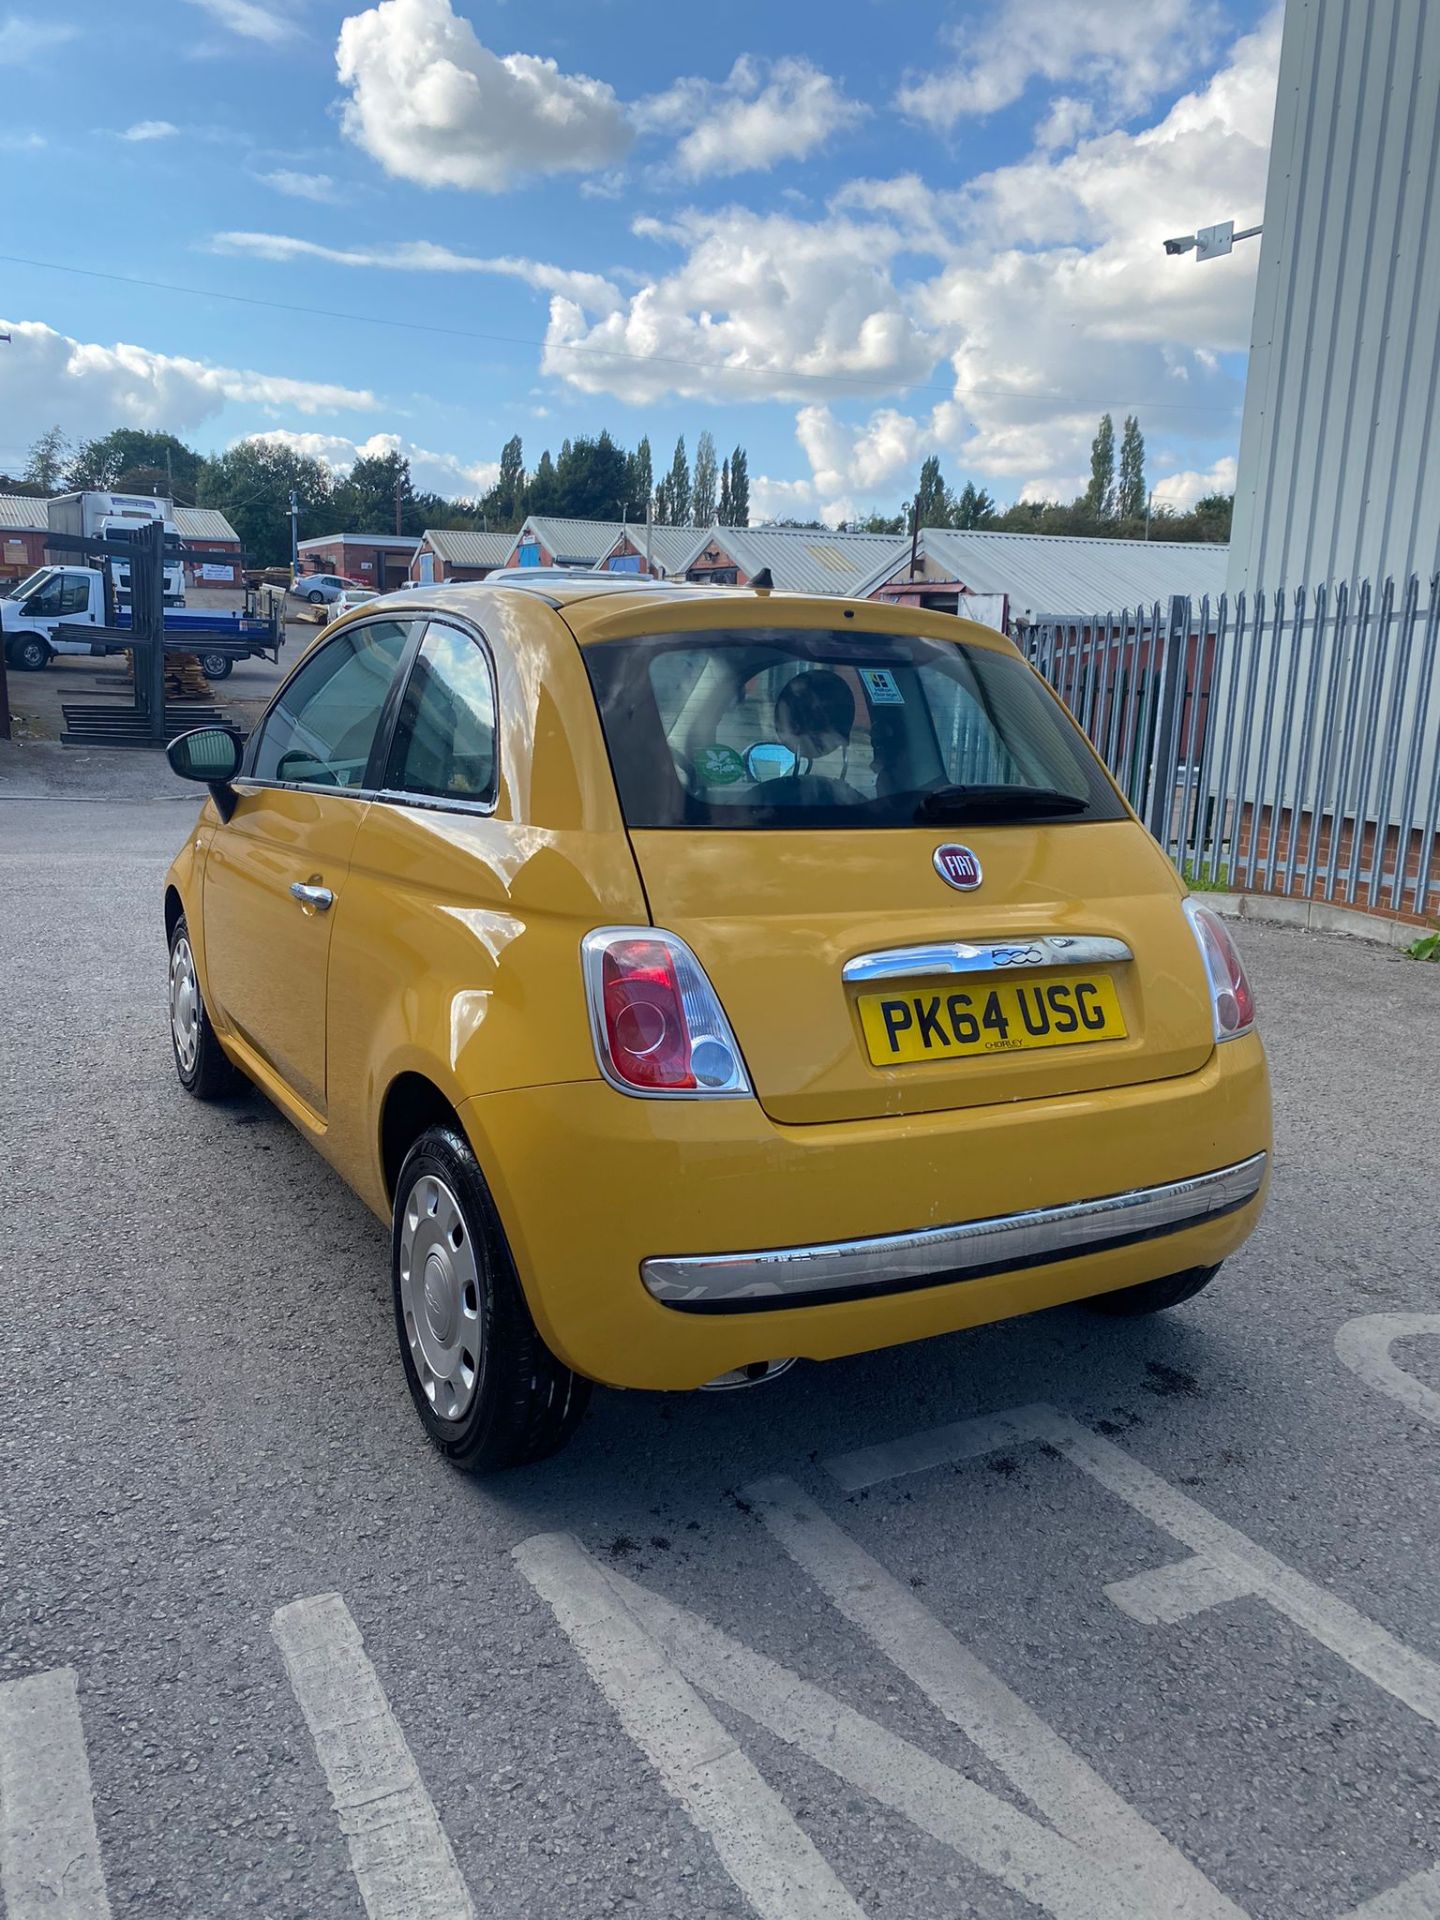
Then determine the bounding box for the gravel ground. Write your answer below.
[0,774,1437,1920]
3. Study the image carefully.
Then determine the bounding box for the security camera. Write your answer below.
[1164,235,1197,256]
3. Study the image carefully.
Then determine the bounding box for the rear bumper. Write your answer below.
[459,1031,1270,1391]
[641,1153,1267,1311]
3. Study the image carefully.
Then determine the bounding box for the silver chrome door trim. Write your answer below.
[641,1152,1267,1310]
[841,935,1133,983]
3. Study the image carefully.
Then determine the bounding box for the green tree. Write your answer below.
[23,425,72,493]
[334,450,420,534]
[728,445,749,528]
[718,456,732,526]
[951,481,996,529]
[625,435,654,520]
[197,439,334,565]
[1116,415,1146,521]
[554,429,628,521]
[67,429,202,500]
[1084,413,1116,519]
[848,510,907,534]
[497,435,525,519]
[914,454,948,528]
[526,449,559,515]
[662,436,690,527]
[1190,491,1232,541]
[691,431,717,527]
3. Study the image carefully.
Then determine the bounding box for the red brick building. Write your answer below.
[297,532,420,591]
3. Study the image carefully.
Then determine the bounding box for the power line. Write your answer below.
[0,250,1243,417]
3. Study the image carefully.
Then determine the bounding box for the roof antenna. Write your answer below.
[751,566,774,591]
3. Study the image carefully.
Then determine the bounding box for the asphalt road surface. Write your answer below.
[1,763,1438,1920]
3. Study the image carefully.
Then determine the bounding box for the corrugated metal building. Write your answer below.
[1229,0,1440,592]
[411,529,514,583]
[507,517,624,568]
[856,528,1230,621]
[595,524,699,577]
[681,526,909,594]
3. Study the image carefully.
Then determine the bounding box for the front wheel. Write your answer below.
[392,1127,590,1471]
[197,651,234,680]
[6,633,50,671]
[1086,1264,1221,1317]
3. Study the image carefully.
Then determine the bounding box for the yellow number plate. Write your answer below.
[858,975,1127,1066]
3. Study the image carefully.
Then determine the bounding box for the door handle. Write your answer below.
[290,882,334,912]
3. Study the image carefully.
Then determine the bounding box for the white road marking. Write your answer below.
[1335,1314,1440,1427]
[746,1474,1243,1920]
[512,1533,867,1920]
[1104,1553,1254,1625]
[0,1668,112,1920]
[271,1594,474,1920]
[1341,1866,1440,1919]
[519,1529,1244,1920]
[825,1402,1440,1728]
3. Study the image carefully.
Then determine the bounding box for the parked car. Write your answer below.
[163,578,1270,1471]
[293,573,365,606]
[326,587,380,622]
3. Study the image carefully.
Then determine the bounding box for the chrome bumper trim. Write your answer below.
[641,1153,1267,1312]
[841,934,1133,984]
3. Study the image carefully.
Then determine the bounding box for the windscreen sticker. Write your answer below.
[859,667,904,705]
[692,743,747,785]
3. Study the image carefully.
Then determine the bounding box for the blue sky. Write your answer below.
[0,0,1278,520]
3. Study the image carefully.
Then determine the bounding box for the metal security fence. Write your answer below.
[1023,575,1440,921]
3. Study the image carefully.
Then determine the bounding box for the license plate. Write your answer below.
[858,975,1127,1066]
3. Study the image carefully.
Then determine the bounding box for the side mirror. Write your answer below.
[167,727,244,821]
[744,741,799,783]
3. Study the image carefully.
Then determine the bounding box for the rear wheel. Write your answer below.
[6,632,50,671]
[197,651,234,680]
[306,589,326,605]
[1086,1264,1221,1317]
[168,916,241,1099]
[392,1127,590,1471]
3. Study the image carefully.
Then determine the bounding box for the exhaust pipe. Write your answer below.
[698,1358,796,1392]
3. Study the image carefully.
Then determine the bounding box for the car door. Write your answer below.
[202,616,415,1115]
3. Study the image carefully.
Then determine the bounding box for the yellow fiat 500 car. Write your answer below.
[164,576,1269,1470]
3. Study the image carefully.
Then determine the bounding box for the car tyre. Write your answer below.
[6,633,50,671]
[1086,1263,1221,1317]
[307,589,326,605]
[197,651,234,680]
[168,916,242,1099]
[392,1126,590,1471]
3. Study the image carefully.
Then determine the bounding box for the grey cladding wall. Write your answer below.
[1229,0,1440,593]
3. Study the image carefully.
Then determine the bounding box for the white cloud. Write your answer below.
[121,120,179,142]
[1151,454,1237,512]
[637,56,865,179]
[211,230,624,313]
[540,206,941,404]
[256,169,342,202]
[782,12,1279,517]
[335,0,631,192]
[0,318,379,447]
[898,0,1223,130]
[0,15,76,62]
[243,429,499,500]
[180,0,294,44]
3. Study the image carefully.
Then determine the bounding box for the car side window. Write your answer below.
[249,619,412,790]
[385,622,497,805]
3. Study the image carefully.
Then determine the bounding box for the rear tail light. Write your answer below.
[581,928,751,1098]
[1183,899,1256,1041]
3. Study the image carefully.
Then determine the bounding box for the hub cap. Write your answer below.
[169,936,201,1075]
[398,1175,482,1421]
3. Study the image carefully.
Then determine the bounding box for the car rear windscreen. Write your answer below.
[583,628,1127,830]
